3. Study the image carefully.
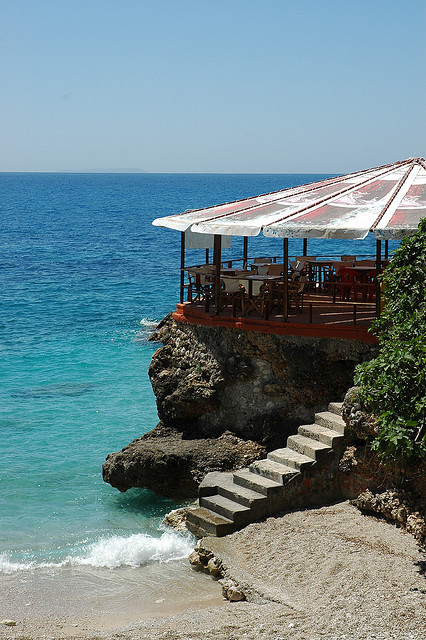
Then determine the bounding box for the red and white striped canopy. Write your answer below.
[152,158,426,241]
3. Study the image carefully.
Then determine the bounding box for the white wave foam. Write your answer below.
[139,317,159,328]
[0,531,193,573]
[0,555,36,574]
[71,531,193,569]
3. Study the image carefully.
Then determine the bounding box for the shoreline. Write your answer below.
[2,501,425,640]
[0,558,224,638]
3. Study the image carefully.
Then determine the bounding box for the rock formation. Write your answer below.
[103,314,377,498]
[102,426,265,498]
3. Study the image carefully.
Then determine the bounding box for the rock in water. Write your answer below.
[102,425,265,498]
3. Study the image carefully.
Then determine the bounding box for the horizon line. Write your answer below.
[0,170,341,175]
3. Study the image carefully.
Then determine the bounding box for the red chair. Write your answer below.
[365,269,376,302]
[339,268,358,301]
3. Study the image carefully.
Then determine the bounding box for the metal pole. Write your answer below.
[283,238,289,321]
[180,231,185,304]
[214,234,222,314]
[243,236,248,269]
[206,248,209,264]
[375,239,382,318]
[303,238,307,256]
[384,240,389,260]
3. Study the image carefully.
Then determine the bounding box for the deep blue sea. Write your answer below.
[0,172,397,574]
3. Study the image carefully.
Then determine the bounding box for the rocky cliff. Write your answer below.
[102,314,377,498]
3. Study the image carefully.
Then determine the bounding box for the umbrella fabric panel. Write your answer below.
[374,170,426,239]
[151,169,385,233]
[190,177,372,237]
[151,158,426,240]
[263,175,404,240]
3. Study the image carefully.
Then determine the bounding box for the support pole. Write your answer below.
[303,238,308,257]
[375,239,382,318]
[243,236,248,269]
[180,231,185,304]
[283,238,289,321]
[206,248,209,264]
[384,240,389,260]
[214,234,222,315]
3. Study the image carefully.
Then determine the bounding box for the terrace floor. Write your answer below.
[173,293,378,343]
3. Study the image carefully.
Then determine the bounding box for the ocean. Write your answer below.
[0,172,395,575]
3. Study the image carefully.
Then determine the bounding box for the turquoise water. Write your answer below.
[0,172,397,572]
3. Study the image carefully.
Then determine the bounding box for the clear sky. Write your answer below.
[1,0,425,173]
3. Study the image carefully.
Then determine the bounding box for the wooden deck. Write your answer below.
[173,294,378,343]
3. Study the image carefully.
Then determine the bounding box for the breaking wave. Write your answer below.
[70,531,193,569]
[139,317,159,328]
[0,531,194,573]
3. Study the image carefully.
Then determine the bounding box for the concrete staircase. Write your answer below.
[186,402,346,537]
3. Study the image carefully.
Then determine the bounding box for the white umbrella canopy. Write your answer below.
[152,158,426,241]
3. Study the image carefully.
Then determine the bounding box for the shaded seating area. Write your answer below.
[183,254,385,328]
[153,158,426,340]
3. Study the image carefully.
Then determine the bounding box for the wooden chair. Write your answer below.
[219,278,244,315]
[239,279,269,316]
[289,260,306,279]
[187,266,214,302]
[267,263,284,276]
[354,260,375,266]
[322,265,337,294]
[288,275,308,312]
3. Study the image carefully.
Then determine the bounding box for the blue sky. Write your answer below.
[1,0,425,173]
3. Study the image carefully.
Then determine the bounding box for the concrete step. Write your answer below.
[199,471,267,510]
[287,434,331,459]
[186,507,235,538]
[233,468,284,496]
[267,447,314,471]
[298,423,344,447]
[199,471,233,498]
[328,401,343,416]
[200,494,251,524]
[186,398,347,538]
[216,475,268,509]
[250,458,300,483]
[315,410,346,435]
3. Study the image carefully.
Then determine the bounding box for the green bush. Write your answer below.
[354,218,426,464]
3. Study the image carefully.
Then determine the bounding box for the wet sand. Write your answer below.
[0,559,224,638]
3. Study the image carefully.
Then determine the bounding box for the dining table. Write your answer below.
[241,274,283,297]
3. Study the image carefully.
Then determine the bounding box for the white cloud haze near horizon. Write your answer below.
[1,0,425,174]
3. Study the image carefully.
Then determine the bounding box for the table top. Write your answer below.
[339,265,376,272]
[187,266,213,273]
[308,259,334,264]
[244,274,283,281]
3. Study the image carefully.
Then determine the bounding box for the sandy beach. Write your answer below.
[1,501,425,640]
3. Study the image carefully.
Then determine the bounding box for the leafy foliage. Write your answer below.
[354,218,426,464]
